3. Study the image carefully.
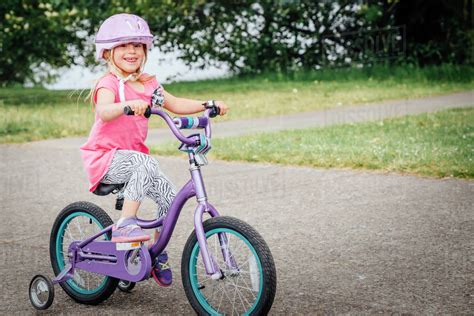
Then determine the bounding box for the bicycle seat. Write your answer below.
[92,183,125,196]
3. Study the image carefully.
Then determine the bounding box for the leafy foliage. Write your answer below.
[0,0,472,86]
[144,1,371,74]
[2,1,78,85]
[367,0,474,65]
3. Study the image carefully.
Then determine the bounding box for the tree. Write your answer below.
[140,0,474,71]
[143,0,372,74]
[0,0,375,85]
[1,0,471,86]
[0,0,111,86]
[367,0,473,65]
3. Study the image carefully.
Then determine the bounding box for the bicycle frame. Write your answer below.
[53,108,230,285]
[146,164,222,275]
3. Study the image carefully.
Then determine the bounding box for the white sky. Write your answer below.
[46,49,229,90]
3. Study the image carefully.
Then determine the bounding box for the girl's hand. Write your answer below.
[215,101,229,116]
[126,99,149,116]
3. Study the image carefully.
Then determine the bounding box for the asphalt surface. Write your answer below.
[1,92,473,314]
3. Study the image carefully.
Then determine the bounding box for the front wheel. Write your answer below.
[182,216,277,315]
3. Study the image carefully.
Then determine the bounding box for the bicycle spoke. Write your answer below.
[233,280,251,313]
[75,218,84,240]
[214,234,218,259]
[221,281,237,311]
[194,274,214,286]
[216,282,225,313]
[225,236,247,268]
[231,277,238,315]
[65,226,76,242]
[237,268,259,298]
[229,280,257,295]
[209,279,217,302]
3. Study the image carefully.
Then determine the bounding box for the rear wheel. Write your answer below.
[50,201,119,305]
[182,216,277,315]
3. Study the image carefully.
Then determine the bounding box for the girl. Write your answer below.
[80,13,228,287]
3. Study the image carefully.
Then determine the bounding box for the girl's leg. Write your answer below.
[142,160,176,286]
[146,172,176,219]
[145,169,176,238]
[122,200,140,219]
[101,150,161,241]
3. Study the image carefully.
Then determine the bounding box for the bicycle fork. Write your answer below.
[190,163,238,279]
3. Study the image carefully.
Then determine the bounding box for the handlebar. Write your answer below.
[123,106,152,118]
[173,116,209,129]
[123,106,214,145]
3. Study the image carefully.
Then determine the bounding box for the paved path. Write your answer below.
[1,91,473,314]
[186,90,474,140]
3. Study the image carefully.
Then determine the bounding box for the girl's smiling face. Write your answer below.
[111,43,146,75]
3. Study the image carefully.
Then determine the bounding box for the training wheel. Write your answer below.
[118,280,136,292]
[29,274,54,310]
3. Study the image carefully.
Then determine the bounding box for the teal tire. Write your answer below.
[182,216,277,315]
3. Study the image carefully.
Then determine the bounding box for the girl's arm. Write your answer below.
[96,88,149,122]
[163,90,228,116]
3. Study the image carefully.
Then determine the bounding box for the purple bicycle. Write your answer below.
[29,103,277,315]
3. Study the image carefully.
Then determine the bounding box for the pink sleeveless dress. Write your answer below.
[80,73,159,192]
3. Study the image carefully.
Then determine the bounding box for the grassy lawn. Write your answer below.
[151,107,474,179]
[166,64,474,120]
[1,65,473,143]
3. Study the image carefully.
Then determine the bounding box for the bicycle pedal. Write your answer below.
[116,241,143,251]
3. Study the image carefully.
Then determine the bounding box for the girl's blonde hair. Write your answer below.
[86,44,155,105]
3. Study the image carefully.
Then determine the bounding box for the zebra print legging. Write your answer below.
[100,150,176,219]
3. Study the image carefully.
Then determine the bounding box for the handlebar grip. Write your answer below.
[123,106,151,118]
[209,106,220,118]
[203,101,220,118]
[173,116,209,129]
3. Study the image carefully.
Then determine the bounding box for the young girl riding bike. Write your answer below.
[80,13,228,287]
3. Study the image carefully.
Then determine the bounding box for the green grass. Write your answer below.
[151,107,474,179]
[165,64,474,121]
[1,64,473,143]
[0,87,94,142]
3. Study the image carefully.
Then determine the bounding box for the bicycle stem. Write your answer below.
[189,158,208,202]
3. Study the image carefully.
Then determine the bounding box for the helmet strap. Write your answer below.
[117,74,133,103]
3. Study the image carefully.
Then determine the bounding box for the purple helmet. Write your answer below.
[95,13,153,61]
